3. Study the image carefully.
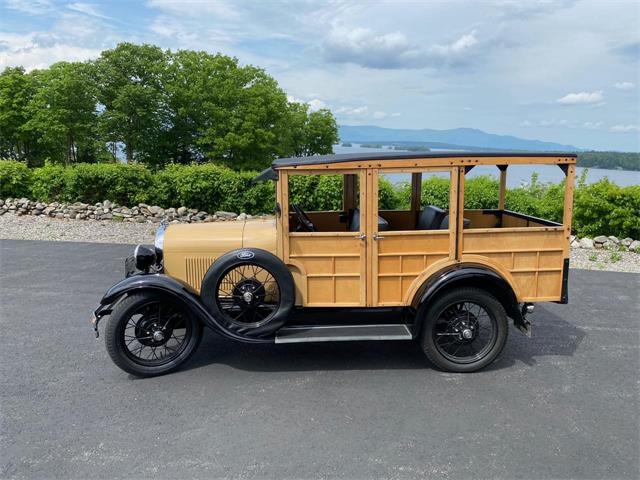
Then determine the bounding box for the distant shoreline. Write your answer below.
[336,142,640,172]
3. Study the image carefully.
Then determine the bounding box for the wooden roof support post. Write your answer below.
[410,172,422,213]
[343,174,357,211]
[562,164,576,258]
[498,165,507,210]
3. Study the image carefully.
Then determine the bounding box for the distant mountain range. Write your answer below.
[338,125,580,152]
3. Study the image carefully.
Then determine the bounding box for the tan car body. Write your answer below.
[160,153,576,310]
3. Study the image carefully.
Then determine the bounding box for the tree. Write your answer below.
[95,43,167,164]
[0,67,38,164]
[24,62,102,166]
[281,103,338,157]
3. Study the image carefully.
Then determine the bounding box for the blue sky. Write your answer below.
[1,0,639,151]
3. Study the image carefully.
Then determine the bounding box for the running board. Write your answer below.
[275,324,412,344]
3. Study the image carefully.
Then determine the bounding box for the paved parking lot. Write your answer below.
[1,239,639,479]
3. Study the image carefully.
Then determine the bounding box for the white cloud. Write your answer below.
[66,2,111,20]
[609,124,640,133]
[494,0,577,19]
[557,90,604,105]
[147,0,239,18]
[464,107,473,111]
[0,41,101,70]
[322,27,480,69]
[307,98,327,111]
[287,95,327,112]
[614,81,635,91]
[539,119,569,127]
[5,0,53,15]
[429,30,478,57]
[336,105,369,116]
[582,121,603,130]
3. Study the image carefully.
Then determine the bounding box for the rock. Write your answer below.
[629,240,640,253]
[0,199,4,207]
[236,213,247,221]
[177,206,188,216]
[103,200,112,209]
[579,237,594,249]
[593,235,608,245]
[607,236,620,245]
[148,205,161,214]
[621,238,633,247]
[215,211,237,219]
[570,239,580,248]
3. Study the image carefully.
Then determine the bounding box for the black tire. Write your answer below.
[419,287,508,373]
[104,291,203,377]
[200,248,295,338]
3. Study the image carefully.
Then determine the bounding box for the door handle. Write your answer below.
[356,233,366,240]
[373,233,385,241]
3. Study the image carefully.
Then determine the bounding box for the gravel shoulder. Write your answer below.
[1,213,639,273]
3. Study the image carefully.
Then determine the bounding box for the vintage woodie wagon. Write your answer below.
[92,152,576,376]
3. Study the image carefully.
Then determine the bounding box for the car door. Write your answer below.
[281,169,368,307]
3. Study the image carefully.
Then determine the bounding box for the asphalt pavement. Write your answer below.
[1,239,639,479]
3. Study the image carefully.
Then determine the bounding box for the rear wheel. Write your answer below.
[104,292,203,377]
[420,287,508,373]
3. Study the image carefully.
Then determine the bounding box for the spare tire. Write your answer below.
[200,248,295,338]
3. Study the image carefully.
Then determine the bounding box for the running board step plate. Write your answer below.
[275,324,412,344]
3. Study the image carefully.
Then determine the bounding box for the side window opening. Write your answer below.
[378,170,451,231]
[463,164,566,229]
[287,172,360,232]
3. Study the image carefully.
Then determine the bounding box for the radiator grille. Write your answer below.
[185,257,217,291]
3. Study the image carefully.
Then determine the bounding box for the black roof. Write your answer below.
[252,151,577,182]
[272,151,577,168]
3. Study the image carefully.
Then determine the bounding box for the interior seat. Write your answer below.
[439,215,471,229]
[349,209,390,232]
[417,205,447,230]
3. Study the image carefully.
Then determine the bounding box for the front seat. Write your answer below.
[439,215,471,229]
[417,205,446,230]
[349,209,390,232]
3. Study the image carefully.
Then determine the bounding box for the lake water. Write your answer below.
[333,144,640,187]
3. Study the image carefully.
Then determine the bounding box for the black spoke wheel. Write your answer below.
[420,288,508,373]
[105,292,203,377]
[215,263,281,328]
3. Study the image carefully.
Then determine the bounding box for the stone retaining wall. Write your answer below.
[2,197,639,252]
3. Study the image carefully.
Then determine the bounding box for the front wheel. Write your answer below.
[420,287,508,373]
[104,292,203,377]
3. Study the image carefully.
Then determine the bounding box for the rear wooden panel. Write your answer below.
[462,227,565,301]
[289,233,365,306]
[375,231,450,305]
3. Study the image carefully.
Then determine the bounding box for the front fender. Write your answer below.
[98,274,272,343]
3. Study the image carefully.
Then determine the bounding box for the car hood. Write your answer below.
[164,218,277,256]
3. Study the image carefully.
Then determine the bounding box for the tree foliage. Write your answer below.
[0,43,338,170]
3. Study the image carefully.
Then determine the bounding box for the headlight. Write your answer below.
[154,223,166,261]
[134,244,156,272]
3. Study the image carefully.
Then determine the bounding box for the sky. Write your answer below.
[1,0,639,151]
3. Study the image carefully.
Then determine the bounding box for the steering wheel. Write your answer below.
[291,204,317,232]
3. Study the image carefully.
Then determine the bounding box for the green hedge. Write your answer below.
[1,159,638,238]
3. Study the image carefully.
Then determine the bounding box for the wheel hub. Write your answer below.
[243,291,254,303]
[152,330,165,342]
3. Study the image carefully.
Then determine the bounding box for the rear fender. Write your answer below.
[99,274,272,343]
[411,263,527,337]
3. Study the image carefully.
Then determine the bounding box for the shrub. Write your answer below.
[151,163,275,214]
[30,164,68,201]
[573,179,640,239]
[64,163,155,205]
[0,160,31,198]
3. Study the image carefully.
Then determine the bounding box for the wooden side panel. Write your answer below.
[376,231,449,305]
[462,228,565,301]
[464,210,499,228]
[289,234,364,306]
